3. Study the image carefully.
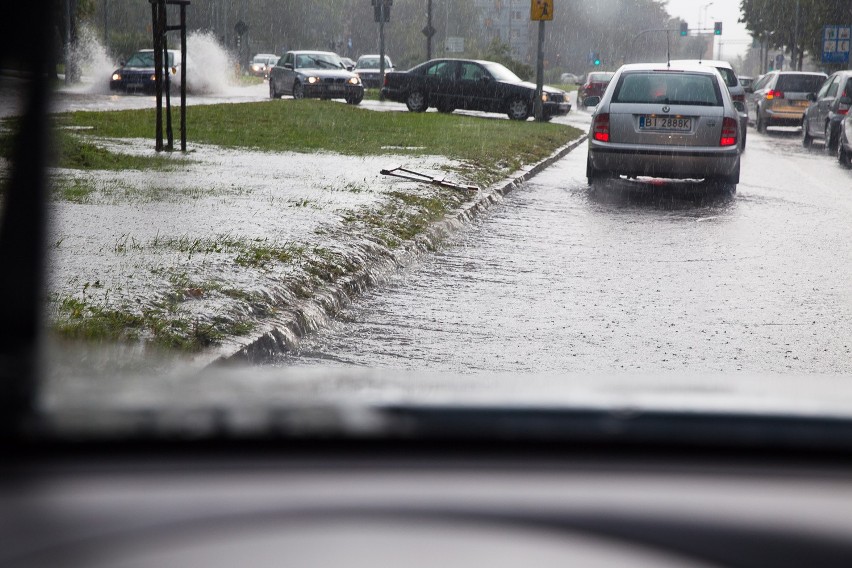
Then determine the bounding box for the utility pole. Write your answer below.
[373,0,391,99]
[425,0,434,60]
[531,0,553,122]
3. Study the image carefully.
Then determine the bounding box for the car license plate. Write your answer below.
[639,116,691,131]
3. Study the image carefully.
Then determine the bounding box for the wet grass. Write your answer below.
[52,295,255,352]
[55,101,582,185]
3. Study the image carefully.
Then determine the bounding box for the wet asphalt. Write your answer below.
[277,118,852,375]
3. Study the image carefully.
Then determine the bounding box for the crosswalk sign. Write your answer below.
[531,0,553,21]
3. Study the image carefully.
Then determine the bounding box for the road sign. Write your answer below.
[822,25,851,64]
[531,0,553,21]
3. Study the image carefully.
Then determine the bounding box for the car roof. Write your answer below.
[615,62,721,76]
[289,50,338,56]
[766,70,827,75]
[669,59,734,69]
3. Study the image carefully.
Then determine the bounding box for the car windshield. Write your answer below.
[776,73,829,92]
[296,53,343,69]
[612,71,721,105]
[125,51,174,67]
[2,0,852,454]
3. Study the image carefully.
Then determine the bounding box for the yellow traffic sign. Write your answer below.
[531,0,553,21]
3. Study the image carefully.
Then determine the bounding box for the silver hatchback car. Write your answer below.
[585,63,741,186]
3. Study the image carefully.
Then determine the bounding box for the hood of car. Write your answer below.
[297,69,357,79]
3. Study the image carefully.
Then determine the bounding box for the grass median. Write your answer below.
[36,101,583,354]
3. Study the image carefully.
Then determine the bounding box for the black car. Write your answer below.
[109,49,182,93]
[380,58,570,121]
[269,50,364,105]
[802,70,852,153]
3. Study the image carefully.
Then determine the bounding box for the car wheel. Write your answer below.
[345,93,363,105]
[269,80,279,99]
[802,117,813,148]
[756,110,766,133]
[719,159,740,186]
[507,98,530,121]
[405,91,428,112]
[825,123,839,153]
[292,82,305,100]
[586,154,609,185]
[839,143,852,169]
[740,127,747,151]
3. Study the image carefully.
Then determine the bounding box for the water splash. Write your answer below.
[185,31,238,95]
[63,26,239,95]
[66,24,117,94]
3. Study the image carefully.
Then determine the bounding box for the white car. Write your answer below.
[585,62,741,187]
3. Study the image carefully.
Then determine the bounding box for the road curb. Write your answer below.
[208,134,587,367]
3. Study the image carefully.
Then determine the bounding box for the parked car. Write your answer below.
[738,76,754,91]
[249,53,278,78]
[354,54,394,88]
[269,50,364,105]
[577,72,614,109]
[380,58,570,121]
[560,72,580,84]
[109,49,182,93]
[802,70,852,152]
[585,62,741,186]
[670,60,749,149]
[747,70,827,132]
[839,115,852,168]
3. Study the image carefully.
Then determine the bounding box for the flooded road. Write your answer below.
[276,125,852,374]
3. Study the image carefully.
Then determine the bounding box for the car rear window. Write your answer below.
[612,72,722,106]
[776,74,826,93]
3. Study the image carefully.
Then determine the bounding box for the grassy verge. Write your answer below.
[55,100,580,186]
[39,101,582,353]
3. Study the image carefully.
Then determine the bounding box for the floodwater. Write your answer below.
[276,125,852,375]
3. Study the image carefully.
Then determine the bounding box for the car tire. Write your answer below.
[586,154,609,185]
[269,80,279,99]
[756,110,766,133]
[405,91,428,112]
[825,123,839,154]
[345,93,363,105]
[839,143,852,169]
[719,159,740,186]
[802,118,813,148]
[436,103,455,113]
[507,98,530,121]
[292,82,305,100]
[740,127,747,151]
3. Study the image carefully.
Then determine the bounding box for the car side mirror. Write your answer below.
[583,96,601,107]
[346,65,354,71]
[807,92,817,102]
[284,63,293,70]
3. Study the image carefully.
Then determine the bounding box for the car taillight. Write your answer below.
[593,113,610,142]
[720,117,738,147]
[766,89,784,100]
[839,91,849,115]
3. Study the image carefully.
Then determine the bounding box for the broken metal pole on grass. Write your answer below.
[380,167,480,192]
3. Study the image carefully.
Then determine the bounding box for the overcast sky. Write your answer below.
[665,0,753,60]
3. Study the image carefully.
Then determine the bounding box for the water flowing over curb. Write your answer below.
[208,135,587,367]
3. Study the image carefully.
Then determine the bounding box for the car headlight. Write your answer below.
[348,76,361,85]
[111,73,121,81]
[150,74,157,81]
[541,93,550,102]
[307,76,321,84]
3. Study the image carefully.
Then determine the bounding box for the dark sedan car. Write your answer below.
[802,71,852,153]
[109,49,181,93]
[380,58,570,121]
[269,50,364,105]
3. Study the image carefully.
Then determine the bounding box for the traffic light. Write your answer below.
[680,22,688,36]
[714,21,723,35]
[593,53,601,66]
